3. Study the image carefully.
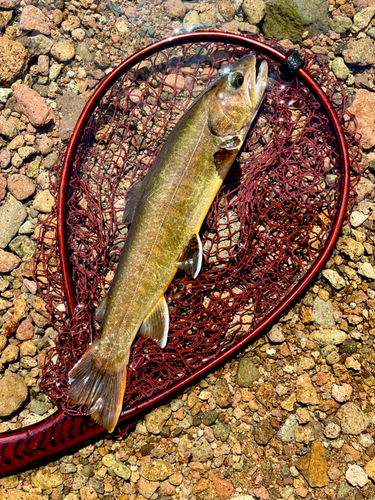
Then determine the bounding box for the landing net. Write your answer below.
[35,36,361,416]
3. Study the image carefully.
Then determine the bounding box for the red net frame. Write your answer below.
[34,33,360,420]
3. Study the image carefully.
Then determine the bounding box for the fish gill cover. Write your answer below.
[34,36,361,419]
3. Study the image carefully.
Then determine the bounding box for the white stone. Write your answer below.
[331,383,352,403]
[350,211,369,228]
[358,262,375,279]
[345,464,368,487]
[322,269,346,289]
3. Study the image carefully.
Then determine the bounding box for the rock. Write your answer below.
[358,433,374,448]
[51,41,75,62]
[348,90,375,149]
[8,135,25,150]
[313,297,335,328]
[237,357,260,386]
[13,84,53,128]
[19,5,50,35]
[242,0,266,24]
[310,328,347,347]
[337,402,369,435]
[267,324,285,343]
[345,465,368,487]
[0,116,17,139]
[0,372,28,416]
[350,211,369,228]
[364,458,375,481]
[0,249,21,273]
[102,454,131,479]
[353,7,375,30]
[330,16,352,34]
[31,469,64,489]
[213,422,230,441]
[33,190,55,213]
[337,236,365,261]
[7,174,36,200]
[9,236,36,261]
[138,477,159,499]
[183,10,200,29]
[331,384,352,403]
[145,405,171,434]
[331,57,350,80]
[277,414,298,442]
[343,37,375,66]
[213,378,232,408]
[356,177,375,202]
[57,92,86,142]
[253,419,274,445]
[19,35,53,57]
[0,11,12,30]
[191,437,213,461]
[75,42,93,62]
[322,269,345,290]
[30,399,51,415]
[36,135,54,155]
[0,149,11,169]
[295,441,329,487]
[263,0,329,42]
[0,175,6,201]
[0,87,12,104]
[141,460,173,481]
[0,38,28,86]
[164,0,185,19]
[202,410,218,426]
[0,198,27,249]
[358,262,375,279]
[296,373,319,406]
[324,422,341,439]
[218,0,236,21]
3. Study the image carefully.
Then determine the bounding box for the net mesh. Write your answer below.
[34,36,361,416]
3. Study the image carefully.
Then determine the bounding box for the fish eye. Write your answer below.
[228,72,244,89]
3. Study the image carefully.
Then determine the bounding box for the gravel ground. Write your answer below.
[1,0,375,499]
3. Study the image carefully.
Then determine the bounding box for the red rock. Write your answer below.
[164,0,185,19]
[0,0,17,7]
[19,5,50,35]
[13,84,53,128]
[36,135,54,155]
[294,487,309,498]
[348,90,375,149]
[0,249,21,273]
[211,474,233,499]
[16,320,34,341]
[0,149,11,169]
[312,371,329,387]
[0,175,6,201]
[253,485,270,500]
[7,174,36,201]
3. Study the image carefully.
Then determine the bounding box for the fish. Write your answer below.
[67,54,268,432]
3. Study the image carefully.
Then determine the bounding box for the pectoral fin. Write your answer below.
[177,233,202,279]
[139,295,169,348]
[123,180,144,224]
[218,135,242,150]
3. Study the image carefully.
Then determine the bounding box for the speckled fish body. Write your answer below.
[68,55,268,432]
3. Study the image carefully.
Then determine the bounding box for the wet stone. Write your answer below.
[31,469,64,489]
[331,57,350,80]
[18,34,53,57]
[13,84,53,128]
[237,357,260,387]
[343,37,375,66]
[102,454,131,480]
[57,92,86,142]
[30,398,51,415]
[19,5,51,35]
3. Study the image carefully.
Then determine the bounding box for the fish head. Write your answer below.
[208,54,268,139]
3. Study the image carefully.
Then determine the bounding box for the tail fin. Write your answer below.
[67,345,127,433]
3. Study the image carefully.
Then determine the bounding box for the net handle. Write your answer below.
[58,31,349,416]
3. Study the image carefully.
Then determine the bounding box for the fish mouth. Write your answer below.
[247,59,268,110]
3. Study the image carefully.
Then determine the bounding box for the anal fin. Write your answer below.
[139,295,169,348]
[177,233,202,279]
